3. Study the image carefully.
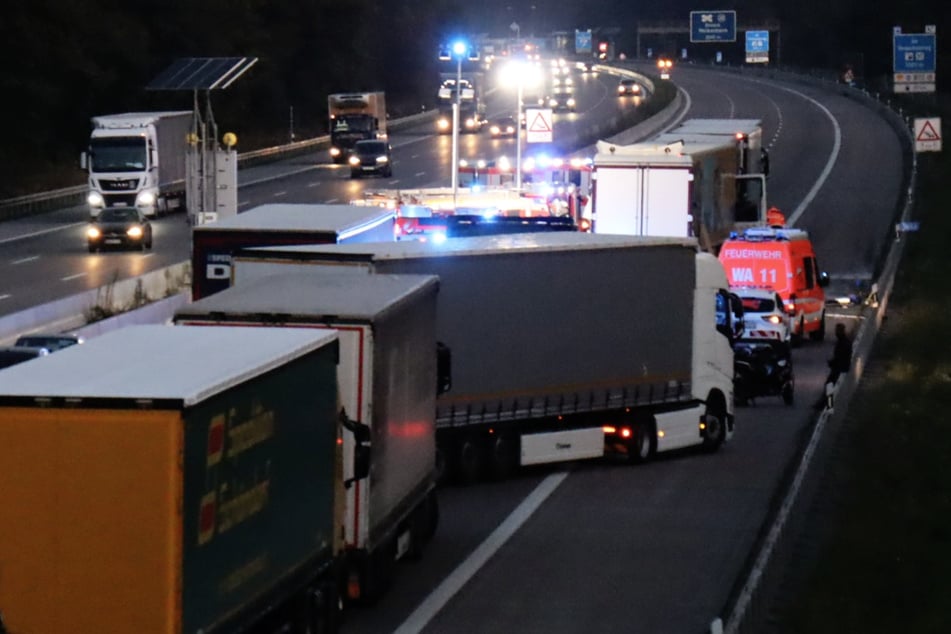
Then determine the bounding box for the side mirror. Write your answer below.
[818,271,830,288]
[80,151,88,170]
[730,293,745,340]
[436,341,452,395]
[339,410,371,485]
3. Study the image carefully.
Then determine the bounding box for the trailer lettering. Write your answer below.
[227,405,275,457]
[217,480,270,533]
[219,555,269,595]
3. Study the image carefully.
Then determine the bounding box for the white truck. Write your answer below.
[328,92,387,163]
[81,111,191,219]
[591,118,766,252]
[174,272,448,604]
[228,233,739,483]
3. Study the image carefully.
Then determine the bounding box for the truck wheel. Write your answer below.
[809,312,826,341]
[454,434,484,485]
[627,421,655,464]
[488,432,518,480]
[701,405,726,452]
[791,317,805,347]
[782,380,795,406]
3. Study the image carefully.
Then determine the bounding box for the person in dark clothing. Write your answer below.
[815,322,853,410]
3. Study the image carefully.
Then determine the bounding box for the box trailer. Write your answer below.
[229,233,738,483]
[0,325,353,633]
[174,272,447,602]
[191,203,395,299]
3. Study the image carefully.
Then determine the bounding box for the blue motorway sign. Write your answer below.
[575,29,592,54]
[746,30,769,63]
[690,10,737,43]
[893,33,936,73]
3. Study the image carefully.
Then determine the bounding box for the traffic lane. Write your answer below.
[416,342,833,634]
[342,474,550,634]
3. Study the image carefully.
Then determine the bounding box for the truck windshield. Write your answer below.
[334,117,373,133]
[89,137,147,172]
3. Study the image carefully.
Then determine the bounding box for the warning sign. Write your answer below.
[914,117,942,152]
[525,108,553,143]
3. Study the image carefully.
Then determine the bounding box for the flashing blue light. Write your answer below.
[452,41,467,56]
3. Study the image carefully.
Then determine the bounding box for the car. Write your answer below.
[349,140,393,178]
[86,207,153,252]
[488,116,518,138]
[657,58,673,80]
[14,333,84,351]
[0,346,49,370]
[547,92,577,112]
[617,78,642,96]
[732,287,791,342]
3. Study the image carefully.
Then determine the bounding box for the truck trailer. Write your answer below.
[174,272,448,603]
[328,92,387,163]
[592,118,766,251]
[229,233,738,483]
[191,203,395,300]
[82,111,192,219]
[0,324,358,633]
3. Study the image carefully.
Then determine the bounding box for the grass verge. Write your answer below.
[777,97,951,632]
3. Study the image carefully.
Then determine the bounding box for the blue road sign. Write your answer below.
[893,33,936,73]
[690,10,737,43]
[575,29,592,54]
[746,31,769,53]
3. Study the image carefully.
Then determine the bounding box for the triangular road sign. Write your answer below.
[528,112,552,132]
[917,120,940,142]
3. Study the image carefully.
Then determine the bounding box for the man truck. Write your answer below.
[228,233,739,483]
[328,92,387,164]
[175,272,449,603]
[0,325,355,633]
[190,203,395,300]
[81,111,191,219]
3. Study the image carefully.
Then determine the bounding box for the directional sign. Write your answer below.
[914,117,942,152]
[690,11,737,43]
[575,29,592,54]
[746,30,769,63]
[893,32,937,92]
[525,108,553,143]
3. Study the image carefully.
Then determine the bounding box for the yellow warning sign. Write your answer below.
[914,117,942,153]
[525,108,553,143]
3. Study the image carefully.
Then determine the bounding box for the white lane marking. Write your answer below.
[326,198,339,204]
[61,272,87,282]
[0,294,10,301]
[415,172,426,178]
[238,200,251,207]
[0,222,85,246]
[273,191,287,197]
[307,181,321,188]
[393,472,568,633]
[12,256,40,265]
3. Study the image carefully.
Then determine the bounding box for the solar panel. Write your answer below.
[147,57,258,91]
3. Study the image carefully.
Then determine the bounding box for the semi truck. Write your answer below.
[174,272,448,603]
[191,203,395,300]
[81,111,192,219]
[229,233,739,483]
[435,74,486,134]
[0,324,357,633]
[591,118,766,252]
[328,92,387,163]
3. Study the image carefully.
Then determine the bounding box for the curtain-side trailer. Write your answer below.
[228,233,738,483]
[0,325,356,633]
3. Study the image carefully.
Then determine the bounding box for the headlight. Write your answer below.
[330,147,341,157]
[506,126,515,134]
[136,191,155,207]
[490,126,501,135]
[349,156,361,166]
[549,99,557,107]
[567,98,576,106]
[437,119,450,130]
[376,156,389,163]
[618,86,625,93]
[127,226,143,238]
[86,227,101,239]
[87,192,104,207]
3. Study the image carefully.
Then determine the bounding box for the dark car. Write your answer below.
[617,78,642,96]
[547,92,577,112]
[0,346,49,369]
[349,140,393,178]
[87,207,153,252]
[488,116,518,138]
[14,333,84,351]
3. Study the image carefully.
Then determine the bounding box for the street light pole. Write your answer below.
[451,41,466,201]
[516,75,523,191]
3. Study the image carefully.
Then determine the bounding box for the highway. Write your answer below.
[0,63,904,633]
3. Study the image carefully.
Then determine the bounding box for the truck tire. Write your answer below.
[809,311,826,341]
[454,434,484,485]
[701,404,726,452]
[627,421,655,464]
[791,317,805,347]
[782,380,795,406]
[488,432,518,480]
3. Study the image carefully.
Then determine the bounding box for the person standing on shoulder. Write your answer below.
[815,322,853,410]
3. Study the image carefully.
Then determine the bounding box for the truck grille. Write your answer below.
[103,193,137,206]
[99,178,140,192]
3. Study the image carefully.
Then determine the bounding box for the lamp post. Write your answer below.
[516,76,523,191]
[451,40,466,201]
